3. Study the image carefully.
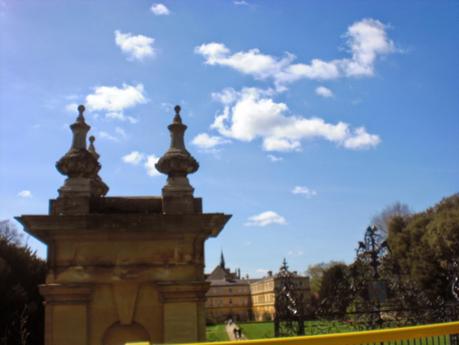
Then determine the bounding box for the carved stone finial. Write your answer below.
[77,105,86,122]
[54,106,109,208]
[88,135,99,160]
[173,105,182,124]
[156,105,199,213]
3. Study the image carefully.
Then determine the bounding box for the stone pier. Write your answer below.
[17,105,230,345]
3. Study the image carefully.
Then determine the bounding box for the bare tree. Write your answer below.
[0,220,23,245]
[371,202,411,237]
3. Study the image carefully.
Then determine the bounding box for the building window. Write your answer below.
[229,298,232,304]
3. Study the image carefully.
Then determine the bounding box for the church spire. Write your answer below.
[220,250,226,269]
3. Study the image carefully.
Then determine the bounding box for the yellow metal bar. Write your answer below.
[128,321,459,345]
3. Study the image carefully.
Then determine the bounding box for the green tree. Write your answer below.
[0,220,46,345]
[386,194,459,304]
[306,261,345,296]
[317,263,352,318]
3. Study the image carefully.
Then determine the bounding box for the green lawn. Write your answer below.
[212,321,455,345]
[237,321,274,339]
[236,320,353,339]
[206,324,228,342]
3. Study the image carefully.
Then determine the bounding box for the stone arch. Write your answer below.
[102,322,150,345]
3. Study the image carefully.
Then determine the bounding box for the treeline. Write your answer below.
[0,221,46,345]
[307,194,459,318]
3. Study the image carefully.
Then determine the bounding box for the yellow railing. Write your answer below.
[128,321,459,345]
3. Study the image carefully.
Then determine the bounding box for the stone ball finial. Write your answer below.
[173,105,182,124]
[89,135,95,144]
[77,105,86,122]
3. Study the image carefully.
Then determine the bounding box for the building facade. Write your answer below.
[205,255,311,324]
[205,253,255,323]
[250,271,310,321]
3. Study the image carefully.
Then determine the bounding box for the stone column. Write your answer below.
[158,282,209,343]
[40,284,93,345]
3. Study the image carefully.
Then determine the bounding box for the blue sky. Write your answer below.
[1,0,458,278]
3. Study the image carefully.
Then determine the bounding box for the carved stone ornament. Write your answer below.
[156,105,199,195]
[55,105,108,198]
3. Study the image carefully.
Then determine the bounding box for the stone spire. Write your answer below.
[156,105,199,214]
[220,250,226,269]
[54,105,108,213]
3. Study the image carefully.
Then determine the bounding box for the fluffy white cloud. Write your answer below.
[106,112,138,124]
[115,127,127,139]
[288,250,304,257]
[98,131,119,142]
[342,18,395,77]
[17,190,32,198]
[342,127,381,149]
[115,30,155,61]
[315,86,333,98]
[195,18,395,89]
[245,211,287,227]
[211,87,380,151]
[121,151,160,176]
[191,133,230,150]
[122,151,144,165]
[292,186,317,198]
[65,103,78,113]
[267,154,283,162]
[145,154,160,176]
[85,83,146,123]
[150,3,170,15]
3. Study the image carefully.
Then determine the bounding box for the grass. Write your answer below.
[206,324,228,342]
[209,321,456,345]
[236,320,354,339]
[238,321,274,339]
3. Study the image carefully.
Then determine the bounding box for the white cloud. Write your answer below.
[288,250,304,257]
[267,154,283,162]
[315,86,333,98]
[245,211,287,227]
[98,131,119,142]
[106,112,138,124]
[65,103,78,113]
[150,3,170,15]
[342,127,381,149]
[210,87,380,151]
[145,154,160,176]
[122,151,144,165]
[256,268,269,275]
[211,88,239,105]
[17,190,32,198]
[195,18,395,89]
[191,133,230,150]
[292,186,317,198]
[85,83,146,123]
[115,127,127,139]
[121,151,160,176]
[114,30,155,61]
[342,18,395,77]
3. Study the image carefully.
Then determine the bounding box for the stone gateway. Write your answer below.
[17,105,231,345]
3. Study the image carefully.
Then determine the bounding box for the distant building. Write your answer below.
[205,252,256,323]
[205,254,311,323]
[250,270,310,322]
